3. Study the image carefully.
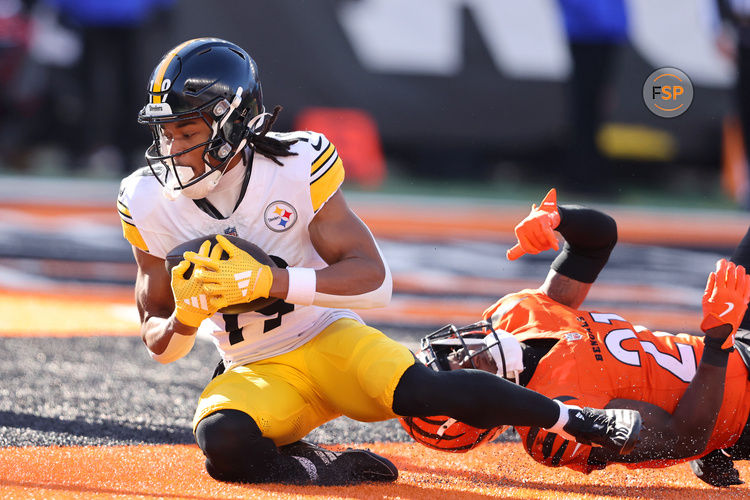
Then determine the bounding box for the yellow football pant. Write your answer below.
[192,318,415,446]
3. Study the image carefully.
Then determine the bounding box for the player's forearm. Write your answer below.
[316,257,386,295]
[141,313,198,362]
[552,206,617,284]
[276,257,392,309]
[669,352,728,456]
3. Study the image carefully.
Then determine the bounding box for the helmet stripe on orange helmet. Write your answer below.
[150,38,201,103]
[524,426,578,467]
[400,416,501,453]
[550,439,569,466]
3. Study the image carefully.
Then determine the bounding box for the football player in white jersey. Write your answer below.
[118,38,642,486]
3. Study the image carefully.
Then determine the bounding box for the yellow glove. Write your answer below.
[507,188,561,261]
[184,234,274,306]
[171,240,223,327]
[700,258,750,349]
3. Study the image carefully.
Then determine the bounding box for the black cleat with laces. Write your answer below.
[278,440,398,486]
[563,407,642,455]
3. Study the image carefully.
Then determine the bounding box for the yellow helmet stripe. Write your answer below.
[150,38,202,103]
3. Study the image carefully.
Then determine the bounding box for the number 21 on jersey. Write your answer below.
[593,312,697,383]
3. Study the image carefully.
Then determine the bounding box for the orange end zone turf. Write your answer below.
[1,442,747,499]
[0,285,702,338]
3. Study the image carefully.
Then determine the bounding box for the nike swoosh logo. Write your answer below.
[311,136,323,151]
[720,302,735,317]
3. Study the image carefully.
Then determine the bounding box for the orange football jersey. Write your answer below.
[483,289,750,473]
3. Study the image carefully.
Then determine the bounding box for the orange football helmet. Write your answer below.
[400,414,506,453]
[398,321,512,452]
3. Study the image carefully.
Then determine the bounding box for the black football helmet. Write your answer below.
[417,321,492,372]
[138,38,265,191]
[416,320,523,381]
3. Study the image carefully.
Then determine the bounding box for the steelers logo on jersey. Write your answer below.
[264,201,298,232]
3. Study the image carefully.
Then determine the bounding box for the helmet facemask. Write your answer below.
[139,86,256,201]
[418,321,524,384]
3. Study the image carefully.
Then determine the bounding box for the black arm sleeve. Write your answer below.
[550,205,617,283]
[731,226,750,330]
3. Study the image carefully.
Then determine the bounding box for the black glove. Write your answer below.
[689,449,744,487]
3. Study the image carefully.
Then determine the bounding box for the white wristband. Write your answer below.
[286,267,317,306]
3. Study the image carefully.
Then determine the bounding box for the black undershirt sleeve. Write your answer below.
[550,205,618,284]
[730,226,750,330]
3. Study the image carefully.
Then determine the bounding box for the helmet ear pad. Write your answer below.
[205,89,262,163]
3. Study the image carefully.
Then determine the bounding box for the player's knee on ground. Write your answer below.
[195,409,280,482]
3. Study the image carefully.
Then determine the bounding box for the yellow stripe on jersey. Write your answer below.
[310,157,344,212]
[311,143,335,175]
[151,38,199,103]
[116,200,131,218]
[121,219,149,252]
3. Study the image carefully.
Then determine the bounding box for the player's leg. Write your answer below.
[195,408,308,483]
[393,362,560,428]
[308,319,562,429]
[193,362,335,484]
[303,318,415,423]
[193,353,397,485]
[391,362,641,455]
[306,318,639,455]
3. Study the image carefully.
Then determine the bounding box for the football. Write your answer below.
[165,234,279,314]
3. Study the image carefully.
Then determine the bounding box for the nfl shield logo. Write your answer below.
[224,227,238,237]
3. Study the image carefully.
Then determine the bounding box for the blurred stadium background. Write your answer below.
[2,0,750,497]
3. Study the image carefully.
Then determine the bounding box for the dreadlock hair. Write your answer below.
[246,105,298,166]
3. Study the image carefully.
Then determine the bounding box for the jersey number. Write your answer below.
[224,255,296,345]
[592,312,697,383]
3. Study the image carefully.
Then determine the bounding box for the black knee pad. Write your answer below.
[195,409,279,482]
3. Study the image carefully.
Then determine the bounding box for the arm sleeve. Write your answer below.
[550,205,617,283]
[731,226,750,330]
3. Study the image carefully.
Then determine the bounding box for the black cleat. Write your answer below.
[689,449,744,487]
[279,440,398,486]
[563,407,642,455]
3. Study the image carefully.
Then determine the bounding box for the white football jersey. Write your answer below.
[117,131,363,368]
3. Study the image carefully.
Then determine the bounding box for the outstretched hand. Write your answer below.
[689,449,744,488]
[700,259,750,349]
[507,188,561,261]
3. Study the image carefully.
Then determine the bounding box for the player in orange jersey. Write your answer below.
[401,189,750,487]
